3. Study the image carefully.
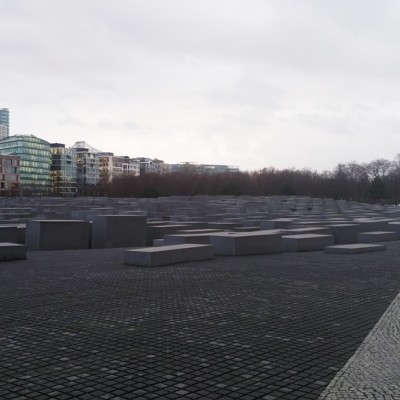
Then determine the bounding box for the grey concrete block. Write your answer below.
[176,229,222,234]
[124,244,213,266]
[358,231,398,243]
[280,227,331,235]
[388,221,400,238]
[259,218,294,229]
[210,230,282,256]
[146,224,188,246]
[282,234,334,252]
[325,243,386,254]
[26,220,91,251]
[17,225,26,244]
[352,218,390,232]
[92,215,147,248]
[327,224,360,244]
[0,225,18,243]
[0,243,27,261]
[164,233,212,245]
[207,222,242,230]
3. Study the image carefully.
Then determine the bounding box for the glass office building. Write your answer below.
[0,135,51,195]
[50,143,78,197]
[0,108,9,139]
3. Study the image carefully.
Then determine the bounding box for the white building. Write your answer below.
[99,153,140,182]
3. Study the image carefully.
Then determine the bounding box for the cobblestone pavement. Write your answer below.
[319,289,400,400]
[1,243,400,399]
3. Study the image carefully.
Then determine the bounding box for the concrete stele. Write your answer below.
[0,242,27,261]
[325,243,386,254]
[26,220,91,251]
[92,215,147,248]
[210,230,282,256]
[124,244,214,266]
[282,233,334,252]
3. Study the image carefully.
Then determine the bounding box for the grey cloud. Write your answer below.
[2,0,400,171]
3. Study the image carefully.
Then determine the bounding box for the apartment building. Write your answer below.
[0,155,20,196]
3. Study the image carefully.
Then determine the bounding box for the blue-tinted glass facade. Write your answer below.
[0,135,51,195]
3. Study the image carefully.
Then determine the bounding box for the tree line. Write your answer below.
[93,155,400,204]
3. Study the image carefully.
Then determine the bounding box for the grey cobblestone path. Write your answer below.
[319,290,400,400]
[1,243,400,399]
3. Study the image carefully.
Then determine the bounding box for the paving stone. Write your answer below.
[1,242,400,399]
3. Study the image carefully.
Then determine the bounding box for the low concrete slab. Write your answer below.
[0,242,27,261]
[259,218,294,229]
[164,233,212,245]
[146,224,189,246]
[210,230,282,256]
[232,226,260,232]
[124,244,213,266]
[280,227,331,235]
[325,243,386,254]
[352,218,390,232]
[358,231,398,243]
[176,229,222,234]
[207,222,242,230]
[282,233,334,252]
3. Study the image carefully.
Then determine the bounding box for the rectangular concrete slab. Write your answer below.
[0,242,27,261]
[352,218,390,232]
[280,227,331,235]
[282,233,334,252]
[26,220,91,251]
[0,225,18,243]
[164,233,213,245]
[327,224,360,244]
[325,243,386,254]
[210,230,282,256]
[146,224,189,246]
[358,231,398,243]
[92,215,147,248]
[124,244,213,266]
[259,218,294,229]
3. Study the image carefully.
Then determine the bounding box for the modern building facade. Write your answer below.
[0,135,51,195]
[71,141,100,194]
[99,153,140,183]
[135,157,166,175]
[168,162,240,174]
[0,155,20,196]
[0,108,9,139]
[50,143,78,197]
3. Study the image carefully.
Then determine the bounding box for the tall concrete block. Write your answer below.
[328,224,360,244]
[92,215,147,248]
[26,220,91,251]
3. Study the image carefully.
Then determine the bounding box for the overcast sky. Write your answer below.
[1,0,400,172]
